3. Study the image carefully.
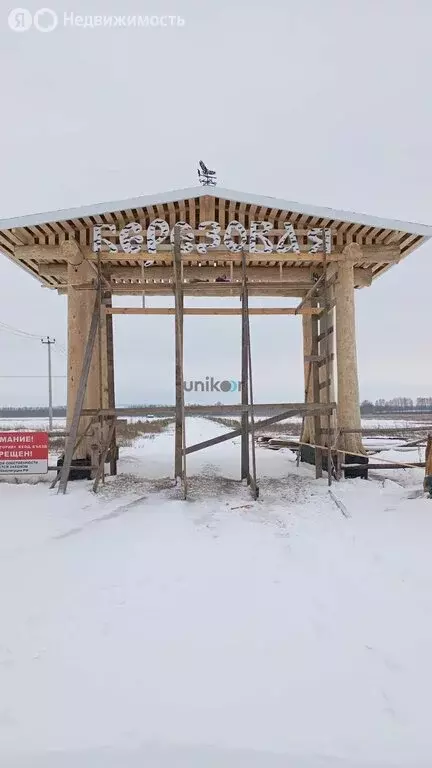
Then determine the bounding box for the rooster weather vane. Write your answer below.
[197,160,217,187]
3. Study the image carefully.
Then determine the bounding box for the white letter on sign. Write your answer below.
[147,219,169,254]
[170,222,195,254]
[275,223,300,254]
[196,221,221,254]
[249,221,273,253]
[119,222,143,254]
[224,221,247,253]
[93,224,118,253]
[308,228,332,254]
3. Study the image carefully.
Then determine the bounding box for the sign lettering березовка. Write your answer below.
[0,432,49,474]
[92,220,332,256]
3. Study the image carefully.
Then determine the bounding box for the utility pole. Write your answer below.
[41,336,55,430]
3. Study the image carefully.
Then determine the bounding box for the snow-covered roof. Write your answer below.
[0,185,431,238]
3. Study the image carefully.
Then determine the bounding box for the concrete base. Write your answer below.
[300,444,368,479]
[424,475,432,498]
[57,455,92,481]
[343,452,368,480]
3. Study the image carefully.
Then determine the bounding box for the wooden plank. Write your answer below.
[317,325,334,343]
[92,418,116,492]
[106,307,323,316]
[188,197,197,230]
[295,273,326,313]
[167,201,176,229]
[40,264,316,283]
[317,352,334,368]
[344,463,425,470]
[71,280,315,291]
[82,402,337,418]
[323,426,432,434]
[69,283,314,296]
[58,293,100,494]
[185,408,304,455]
[318,378,332,391]
[69,287,312,299]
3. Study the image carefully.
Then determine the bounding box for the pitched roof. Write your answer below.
[0,185,431,238]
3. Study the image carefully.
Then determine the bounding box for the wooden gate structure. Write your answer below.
[0,185,431,495]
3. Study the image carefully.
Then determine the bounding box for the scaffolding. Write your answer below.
[56,226,337,496]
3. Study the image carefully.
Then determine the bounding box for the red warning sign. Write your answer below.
[0,432,49,474]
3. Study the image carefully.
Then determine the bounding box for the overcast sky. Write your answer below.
[0,0,431,406]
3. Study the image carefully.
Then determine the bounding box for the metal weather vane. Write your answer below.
[197,160,217,186]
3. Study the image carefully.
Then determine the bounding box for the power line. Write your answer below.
[0,321,43,340]
[0,320,67,353]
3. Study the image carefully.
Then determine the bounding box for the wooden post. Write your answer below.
[424,434,432,495]
[104,291,117,476]
[335,244,364,454]
[241,252,250,480]
[173,226,185,485]
[318,293,336,483]
[300,308,314,445]
[318,297,336,439]
[311,311,323,478]
[320,226,333,483]
[67,259,101,460]
[59,292,100,494]
[246,300,259,499]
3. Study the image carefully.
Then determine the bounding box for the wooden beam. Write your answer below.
[81,402,337,418]
[105,307,323,316]
[346,462,425,470]
[63,289,309,298]
[185,408,305,455]
[15,244,401,264]
[38,262,374,288]
[39,264,315,283]
[61,281,316,298]
[295,273,326,314]
[317,325,334,342]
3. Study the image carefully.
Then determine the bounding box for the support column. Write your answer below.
[241,258,250,481]
[174,291,184,479]
[300,308,314,444]
[173,226,185,483]
[105,292,117,475]
[318,288,336,440]
[335,244,364,454]
[66,256,102,460]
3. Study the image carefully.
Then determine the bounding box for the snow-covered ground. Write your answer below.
[0,417,66,430]
[1,414,430,432]
[1,418,432,768]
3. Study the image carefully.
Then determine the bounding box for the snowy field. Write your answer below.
[0,417,67,430]
[1,418,432,767]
